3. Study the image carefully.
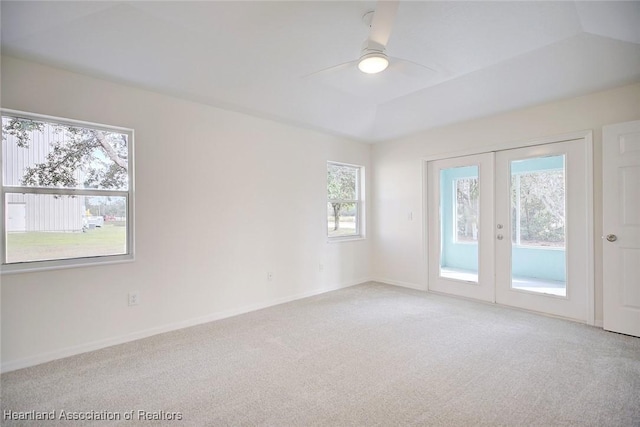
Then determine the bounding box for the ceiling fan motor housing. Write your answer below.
[361,39,386,56]
[358,39,390,74]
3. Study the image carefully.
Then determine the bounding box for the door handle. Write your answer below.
[606,234,617,242]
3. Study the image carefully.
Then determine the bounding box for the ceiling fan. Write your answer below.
[306,0,439,105]
[357,0,399,74]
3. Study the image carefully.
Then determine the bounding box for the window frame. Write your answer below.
[1,109,135,274]
[327,161,364,241]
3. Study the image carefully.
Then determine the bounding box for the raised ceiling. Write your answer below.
[2,1,639,142]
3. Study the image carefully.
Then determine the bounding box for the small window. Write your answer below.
[1,110,134,272]
[327,162,363,239]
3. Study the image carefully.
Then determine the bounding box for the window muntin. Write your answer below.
[327,162,362,239]
[1,111,134,272]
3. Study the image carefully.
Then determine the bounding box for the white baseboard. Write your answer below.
[1,278,369,373]
[594,319,603,328]
[373,278,426,291]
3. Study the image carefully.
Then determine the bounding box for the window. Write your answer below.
[327,162,363,239]
[1,110,134,272]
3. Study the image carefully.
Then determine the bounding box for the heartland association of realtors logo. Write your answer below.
[3,409,183,422]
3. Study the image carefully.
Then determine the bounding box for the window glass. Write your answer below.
[454,177,479,243]
[327,162,362,239]
[5,194,127,263]
[511,155,565,247]
[2,117,128,190]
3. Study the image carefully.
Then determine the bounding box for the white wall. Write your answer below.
[371,82,640,324]
[0,56,372,371]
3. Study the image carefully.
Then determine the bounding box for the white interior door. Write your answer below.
[603,120,640,337]
[427,153,495,302]
[494,140,591,322]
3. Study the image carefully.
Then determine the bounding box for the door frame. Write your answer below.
[421,130,594,325]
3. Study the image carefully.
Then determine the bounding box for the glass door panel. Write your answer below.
[510,155,567,296]
[440,166,479,283]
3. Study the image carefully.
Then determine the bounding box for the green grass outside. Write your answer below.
[6,222,127,263]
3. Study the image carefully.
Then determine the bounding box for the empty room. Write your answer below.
[1,1,639,425]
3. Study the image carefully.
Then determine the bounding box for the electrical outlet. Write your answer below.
[267,272,274,281]
[128,291,140,306]
[319,263,324,272]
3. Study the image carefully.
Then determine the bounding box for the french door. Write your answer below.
[427,153,495,302]
[427,139,592,322]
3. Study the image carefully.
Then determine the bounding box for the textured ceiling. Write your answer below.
[2,1,639,142]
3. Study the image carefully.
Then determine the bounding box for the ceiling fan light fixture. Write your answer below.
[358,52,389,74]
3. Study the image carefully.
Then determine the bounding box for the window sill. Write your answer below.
[327,236,366,244]
[1,254,134,275]
[512,245,565,251]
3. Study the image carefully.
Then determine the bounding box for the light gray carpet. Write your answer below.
[2,282,639,426]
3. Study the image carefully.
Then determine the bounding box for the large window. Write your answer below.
[1,110,134,272]
[327,162,363,239]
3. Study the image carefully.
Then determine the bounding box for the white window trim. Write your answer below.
[1,109,135,274]
[327,161,364,242]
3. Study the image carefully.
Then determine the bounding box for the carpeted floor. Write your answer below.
[2,282,639,426]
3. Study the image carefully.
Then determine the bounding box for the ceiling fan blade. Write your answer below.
[303,60,359,79]
[307,56,442,106]
[369,0,399,48]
